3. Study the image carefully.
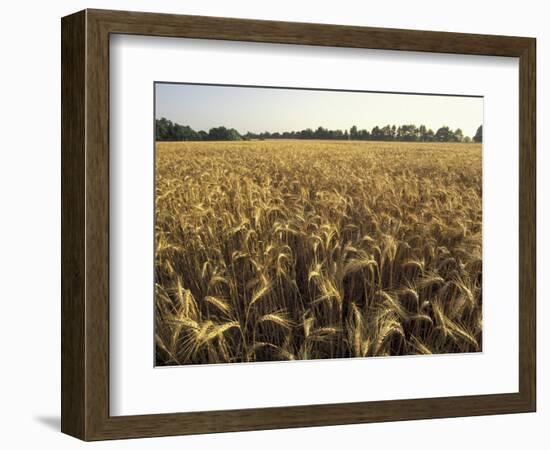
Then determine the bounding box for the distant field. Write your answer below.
[154,140,482,366]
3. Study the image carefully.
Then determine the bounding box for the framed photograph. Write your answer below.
[61,9,536,441]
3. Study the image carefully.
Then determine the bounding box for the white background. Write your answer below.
[110,35,518,416]
[0,0,547,449]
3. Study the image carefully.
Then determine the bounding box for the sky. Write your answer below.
[155,83,483,138]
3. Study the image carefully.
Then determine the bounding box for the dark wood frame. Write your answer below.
[61,8,536,441]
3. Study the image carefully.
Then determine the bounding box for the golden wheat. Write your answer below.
[154,140,482,365]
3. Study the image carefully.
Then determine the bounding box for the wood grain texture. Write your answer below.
[89,8,532,56]
[61,10,86,439]
[84,10,111,440]
[61,8,537,441]
[518,39,536,410]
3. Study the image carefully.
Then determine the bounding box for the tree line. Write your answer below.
[156,117,483,143]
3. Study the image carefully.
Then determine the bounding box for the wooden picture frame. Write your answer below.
[61,8,536,441]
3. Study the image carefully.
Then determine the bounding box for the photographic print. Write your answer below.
[154,83,483,366]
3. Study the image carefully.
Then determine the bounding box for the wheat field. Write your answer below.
[154,140,482,366]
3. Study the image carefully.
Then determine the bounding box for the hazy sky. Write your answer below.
[155,83,483,138]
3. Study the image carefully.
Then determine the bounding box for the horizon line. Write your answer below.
[155,117,479,138]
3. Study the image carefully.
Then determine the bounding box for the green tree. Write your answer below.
[208,126,242,141]
[473,125,483,143]
[425,128,435,142]
[399,124,418,141]
[435,126,452,142]
[380,125,392,140]
[418,125,427,141]
[350,125,358,140]
[453,128,464,142]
